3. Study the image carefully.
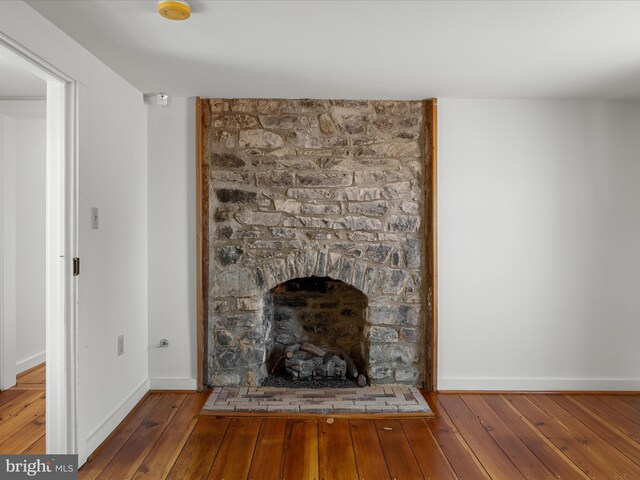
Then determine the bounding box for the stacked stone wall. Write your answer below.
[205,98,425,386]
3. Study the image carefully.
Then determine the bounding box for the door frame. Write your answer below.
[0,32,79,455]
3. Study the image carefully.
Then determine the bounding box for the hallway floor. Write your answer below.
[0,363,46,454]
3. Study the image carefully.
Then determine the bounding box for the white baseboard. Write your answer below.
[86,378,150,456]
[437,377,640,391]
[149,377,198,390]
[16,351,46,375]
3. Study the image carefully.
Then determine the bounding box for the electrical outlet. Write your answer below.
[117,335,125,356]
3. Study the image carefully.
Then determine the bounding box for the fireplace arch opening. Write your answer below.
[263,276,368,384]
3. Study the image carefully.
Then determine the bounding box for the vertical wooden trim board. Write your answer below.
[425,99,438,392]
[195,97,204,391]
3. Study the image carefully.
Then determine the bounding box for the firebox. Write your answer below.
[264,276,367,383]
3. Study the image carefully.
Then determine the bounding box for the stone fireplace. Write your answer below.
[203,98,427,387]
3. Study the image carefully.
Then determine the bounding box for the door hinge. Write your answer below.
[73,257,80,276]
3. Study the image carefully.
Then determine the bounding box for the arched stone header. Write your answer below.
[211,250,418,302]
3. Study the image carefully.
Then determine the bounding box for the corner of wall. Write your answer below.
[85,378,150,460]
[148,377,198,391]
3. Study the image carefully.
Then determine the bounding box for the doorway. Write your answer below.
[0,56,47,452]
[0,33,78,456]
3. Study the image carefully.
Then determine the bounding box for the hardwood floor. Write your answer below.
[2,373,639,479]
[76,390,640,480]
[15,363,46,389]
[0,363,46,454]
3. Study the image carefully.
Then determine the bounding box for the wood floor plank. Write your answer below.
[80,394,162,480]
[281,419,319,480]
[482,395,590,480]
[16,364,46,385]
[10,384,46,390]
[596,395,640,426]
[439,395,526,479]
[349,419,392,480]
[424,395,489,480]
[571,395,640,444]
[550,394,640,466]
[376,419,424,480]
[0,389,25,409]
[620,395,640,411]
[0,396,45,440]
[28,369,46,384]
[247,418,288,480]
[208,417,262,480]
[505,394,621,479]
[167,416,230,480]
[23,435,46,454]
[132,391,209,480]
[462,395,556,480]
[319,418,359,480]
[96,393,187,480]
[0,390,43,424]
[401,418,457,480]
[0,413,45,453]
[529,394,640,479]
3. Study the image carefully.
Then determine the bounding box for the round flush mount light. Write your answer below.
[158,0,191,21]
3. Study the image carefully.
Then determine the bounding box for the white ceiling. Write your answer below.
[0,54,46,97]
[25,0,640,99]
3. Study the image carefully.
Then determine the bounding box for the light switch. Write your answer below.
[91,207,99,230]
[117,335,124,356]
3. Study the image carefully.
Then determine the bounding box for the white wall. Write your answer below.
[0,100,46,381]
[438,99,640,391]
[145,97,640,393]
[147,97,197,389]
[2,101,47,373]
[78,62,148,457]
[14,110,46,373]
[1,2,148,463]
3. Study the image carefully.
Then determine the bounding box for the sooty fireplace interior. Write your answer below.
[264,276,367,384]
[204,98,427,387]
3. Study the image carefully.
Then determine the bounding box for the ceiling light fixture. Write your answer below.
[158,0,191,21]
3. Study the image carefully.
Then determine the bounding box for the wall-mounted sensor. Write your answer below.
[157,93,169,106]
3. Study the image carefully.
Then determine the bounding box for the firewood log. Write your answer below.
[300,343,326,357]
[284,344,301,354]
[339,352,359,378]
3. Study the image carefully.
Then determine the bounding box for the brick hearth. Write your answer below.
[202,385,432,414]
